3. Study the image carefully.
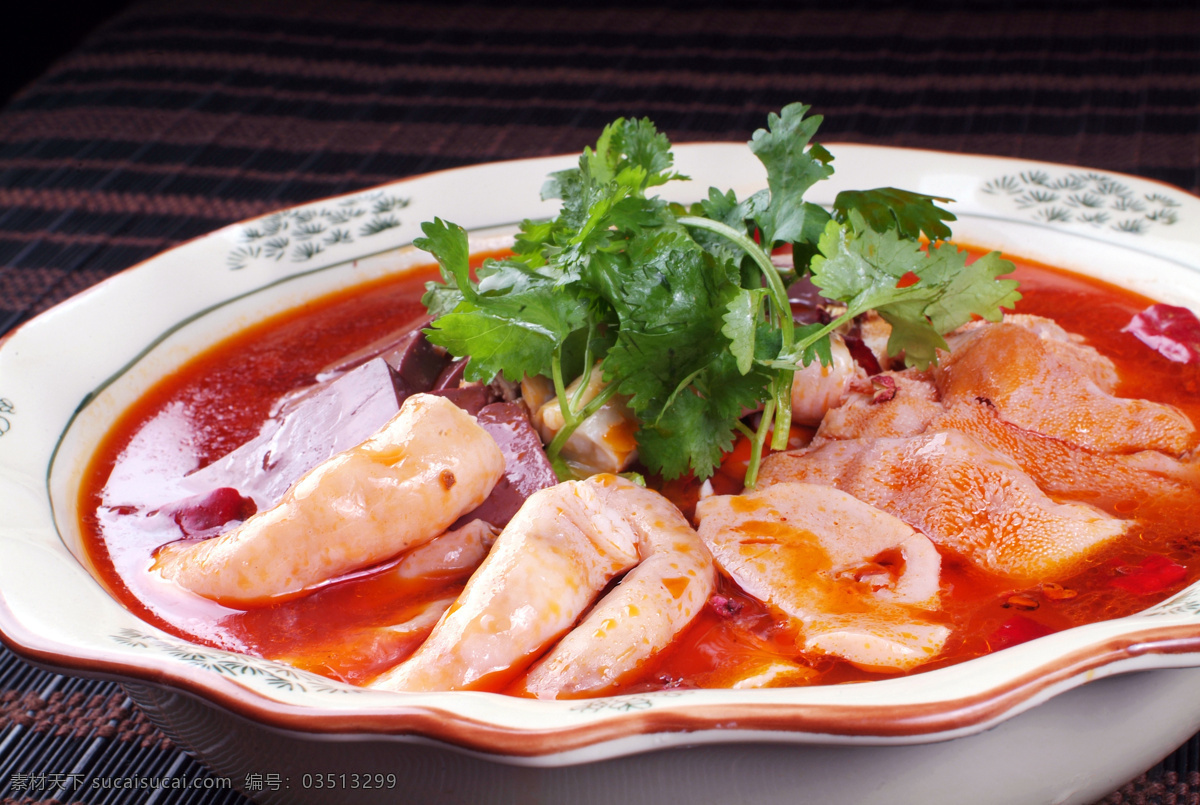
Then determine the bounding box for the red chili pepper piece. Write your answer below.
[160,487,258,537]
[1110,555,1188,595]
[718,426,812,481]
[989,616,1054,651]
[1122,304,1200,364]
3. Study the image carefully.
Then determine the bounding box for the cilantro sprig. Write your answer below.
[417,103,1020,487]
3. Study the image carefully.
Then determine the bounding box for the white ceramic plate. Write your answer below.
[3,144,1200,805]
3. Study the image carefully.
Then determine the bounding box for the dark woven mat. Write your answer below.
[2,1,1199,802]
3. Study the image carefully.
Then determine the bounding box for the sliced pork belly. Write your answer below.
[696,482,948,672]
[758,430,1128,583]
[934,318,1194,455]
[929,400,1200,515]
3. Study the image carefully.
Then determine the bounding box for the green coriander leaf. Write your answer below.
[722,286,768,375]
[425,305,556,383]
[414,218,474,293]
[833,187,957,242]
[748,102,835,246]
[809,214,926,310]
[636,352,772,479]
[792,321,835,367]
[809,215,1019,369]
[418,219,590,382]
[512,218,558,265]
[690,188,764,264]
[875,303,947,368]
[601,233,736,421]
[636,389,730,480]
[421,280,463,319]
[921,244,1022,332]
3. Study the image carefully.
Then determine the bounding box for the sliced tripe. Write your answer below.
[758,430,1128,583]
[934,318,1194,455]
[154,393,505,606]
[803,617,952,673]
[696,482,948,672]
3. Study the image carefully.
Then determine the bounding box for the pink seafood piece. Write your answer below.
[758,430,1128,583]
[696,482,948,672]
[934,318,1194,455]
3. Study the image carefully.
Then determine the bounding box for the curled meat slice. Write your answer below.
[533,366,639,474]
[154,394,506,606]
[803,618,951,672]
[791,333,865,426]
[935,319,1194,455]
[392,519,498,583]
[371,475,714,698]
[696,482,947,672]
[759,430,1127,582]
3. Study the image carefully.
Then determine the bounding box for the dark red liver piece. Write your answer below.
[455,402,559,529]
[429,384,490,416]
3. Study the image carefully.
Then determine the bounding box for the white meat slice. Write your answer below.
[790,333,865,426]
[533,366,639,475]
[154,394,506,605]
[696,482,948,672]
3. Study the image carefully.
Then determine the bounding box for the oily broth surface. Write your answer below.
[79,254,1200,692]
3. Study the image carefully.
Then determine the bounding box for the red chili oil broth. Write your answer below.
[79,250,1200,694]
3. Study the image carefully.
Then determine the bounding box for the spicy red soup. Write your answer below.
[80,252,1200,692]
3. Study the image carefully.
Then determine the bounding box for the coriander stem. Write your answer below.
[772,304,865,371]
[550,351,573,425]
[545,382,621,462]
[743,398,775,490]
[569,330,597,413]
[678,215,796,453]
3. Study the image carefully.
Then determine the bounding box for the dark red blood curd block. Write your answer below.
[381,330,451,401]
[433,357,469,390]
[455,402,558,529]
[156,488,257,538]
[430,384,490,416]
[1122,304,1200,364]
[315,316,433,377]
[989,615,1055,651]
[1109,555,1188,595]
[181,358,404,509]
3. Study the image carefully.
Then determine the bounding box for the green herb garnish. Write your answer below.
[416,103,1021,487]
